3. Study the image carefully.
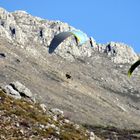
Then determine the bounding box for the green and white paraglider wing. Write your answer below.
[49,30,89,53]
[71,30,89,45]
[128,59,140,77]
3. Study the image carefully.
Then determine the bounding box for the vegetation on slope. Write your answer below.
[0,88,140,140]
[0,89,91,140]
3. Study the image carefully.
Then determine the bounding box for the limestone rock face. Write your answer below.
[0,8,93,61]
[94,42,138,64]
[106,42,138,64]
[0,7,138,63]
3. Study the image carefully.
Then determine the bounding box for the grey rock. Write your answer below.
[89,132,95,140]
[10,81,32,98]
[40,103,47,112]
[104,42,138,64]
[63,119,71,124]
[3,85,21,99]
[50,108,64,116]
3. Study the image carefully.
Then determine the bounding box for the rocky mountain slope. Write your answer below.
[0,7,140,139]
[1,88,140,140]
[0,88,100,140]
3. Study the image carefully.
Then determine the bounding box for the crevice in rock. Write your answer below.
[0,53,6,58]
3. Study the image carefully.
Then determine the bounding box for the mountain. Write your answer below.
[0,7,140,139]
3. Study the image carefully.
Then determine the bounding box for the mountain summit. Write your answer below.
[0,7,140,135]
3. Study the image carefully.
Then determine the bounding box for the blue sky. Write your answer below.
[1,0,140,53]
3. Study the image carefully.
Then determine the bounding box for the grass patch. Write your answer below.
[0,89,90,139]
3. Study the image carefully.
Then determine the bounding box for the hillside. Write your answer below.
[0,7,140,139]
[1,87,140,140]
[0,88,99,140]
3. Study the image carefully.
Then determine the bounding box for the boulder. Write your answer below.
[1,81,35,102]
[3,85,21,99]
[50,108,64,117]
[10,81,32,98]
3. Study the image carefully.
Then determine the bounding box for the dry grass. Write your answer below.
[0,89,90,140]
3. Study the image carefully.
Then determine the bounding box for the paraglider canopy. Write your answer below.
[128,59,140,77]
[49,30,89,53]
[71,30,89,45]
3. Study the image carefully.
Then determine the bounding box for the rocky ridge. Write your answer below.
[0,7,138,63]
